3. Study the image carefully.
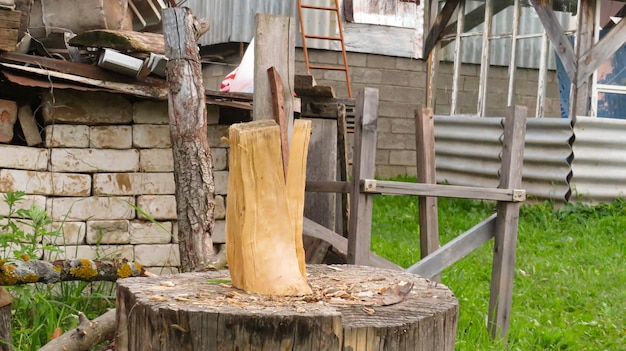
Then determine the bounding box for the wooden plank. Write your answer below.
[301,101,342,119]
[362,180,526,202]
[415,107,440,281]
[348,88,379,265]
[577,10,626,85]
[294,74,336,98]
[422,0,460,58]
[303,117,338,263]
[17,105,42,146]
[488,105,527,339]
[303,218,402,271]
[14,0,33,41]
[336,104,350,237]
[476,0,493,117]
[506,0,521,107]
[267,66,289,179]
[571,0,598,119]
[450,0,464,114]
[68,29,165,53]
[530,0,577,82]
[407,214,496,279]
[253,13,295,146]
[536,33,549,117]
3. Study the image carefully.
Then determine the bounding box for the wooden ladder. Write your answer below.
[297,0,353,98]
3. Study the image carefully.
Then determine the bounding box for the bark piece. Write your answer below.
[17,105,42,146]
[68,29,164,54]
[226,120,312,295]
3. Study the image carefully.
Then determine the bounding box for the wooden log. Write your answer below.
[163,8,215,271]
[0,99,17,143]
[226,120,312,295]
[0,9,20,52]
[0,288,11,351]
[0,259,145,285]
[116,265,459,351]
[38,309,115,351]
[68,29,165,54]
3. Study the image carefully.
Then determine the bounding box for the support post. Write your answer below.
[253,13,295,137]
[163,8,215,271]
[488,105,527,339]
[415,107,440,281]
[348,88,379,265]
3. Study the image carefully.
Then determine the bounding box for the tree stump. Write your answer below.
[116,265,458,350]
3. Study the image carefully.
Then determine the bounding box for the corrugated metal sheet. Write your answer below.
[571,117,626,202]
[434,116,573,201]
[185,0,333,49]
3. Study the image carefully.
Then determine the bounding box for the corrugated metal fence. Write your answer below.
[434,116,580,202]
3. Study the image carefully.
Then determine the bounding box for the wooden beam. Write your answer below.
[415,107,440,281]
[253,13,295,143]
[530,0,577,82]
[68,29,165,53]
[407,214,496,278]
[348,88,379,265]
[442,0,510,39]
[423,0,461,58]
[571,0,598,119]
[577,3,626,84]
[488,105,527,339]
[303,218,402,271]
[361,180,526,202]
[267,66,289,179]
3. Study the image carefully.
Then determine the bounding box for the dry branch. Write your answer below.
[38,309,116,351]
[0,259,145,285]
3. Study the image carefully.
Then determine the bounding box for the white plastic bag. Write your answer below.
[220,38,255,93]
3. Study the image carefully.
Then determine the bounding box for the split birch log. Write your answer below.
[38,309,116,351]
[226,119,312,295]
[0,259,145,285]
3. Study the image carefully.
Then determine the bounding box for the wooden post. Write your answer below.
[488,105,527,339]
[348,88,379,265]
[415,107,440,281]
[253,13,295,136]
[571,0,598,120]
[163,8,215,272]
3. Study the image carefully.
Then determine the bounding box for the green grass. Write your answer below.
[371,179,626,350]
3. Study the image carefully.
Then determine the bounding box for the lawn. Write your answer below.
[371,185,626,350]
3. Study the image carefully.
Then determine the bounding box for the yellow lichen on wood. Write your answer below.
[20,273,39,283]
[69,259,98,279]
[0,265,18,285]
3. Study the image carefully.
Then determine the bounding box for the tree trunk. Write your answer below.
[0,288,11,351]
[226,120,312,296]
[38,309,116,351]
[163,7,215,272]
[115,265,459,351]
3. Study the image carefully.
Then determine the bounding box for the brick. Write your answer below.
[376,117,393,133]
[214,195,226,220]
[323,70,348,82]
[139,148,173,172]
[212,148,228,171]
[50,148,139,172]
[89,126,132,149]
[0,218,35,237]
[377,132,414,150]
[130,220,172,244]
[213,220,225,243]
[0,194,46,217]
[49,196,135,221]
[376,150,389,165]
[44,125,89,148]
[86,220,130,244]
[380,69,411,86]
[309,49,339,65]
[133,124,171,148]
[351,67,383,84]
[45,245,134,261]
[390,118,415,134]
[395,57,425,72]
[45,222,86,245]
[389,150,417,166]
[366,54,396,69]
[42,90,132,125]
[407,71,428,88]
[0,169,91,196]
[346,52,366,67]
[133,100,169,124]
[134,244,180,266]
[93,173,175,195]
[214,171,228,195]
[0,99,18,143]
[207,125,229,147]
[379,102,419,118]
[376,165,412,179]
[0,145,49,170]
[206,104,220,125]
[136,195,177,220]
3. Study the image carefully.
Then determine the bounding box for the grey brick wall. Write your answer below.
[203,48,561,178]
